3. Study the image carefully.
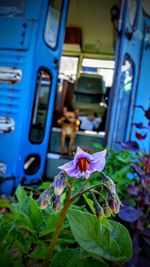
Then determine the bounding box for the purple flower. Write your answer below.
[135,132,147,140]
[145,106,150,120]
[131,163,145,179]
[121,140,139,152]
[38,188,52,209]
[118,205,142,222]
[58,146,107,179]
[132,122,145,129]
[127,184,139,196]
[53,172,66,196]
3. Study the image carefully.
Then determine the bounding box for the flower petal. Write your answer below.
[58,160,82,178]
[58,160,74,172]
[92,149,107,172]
[92,149,107,162]
[84,170,91,179]
[87,164,97,173]
[66,167,81,178]
[92,159,106,172]
[73,146,93,166]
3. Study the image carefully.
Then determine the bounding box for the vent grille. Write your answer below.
[0,85,20,115]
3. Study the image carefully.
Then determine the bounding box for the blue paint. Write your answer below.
[108,0,150,152]
[0,0,69,195]
[0,0,150,196]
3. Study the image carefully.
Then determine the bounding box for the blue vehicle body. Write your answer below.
[0,0,69,194]
[0,0,149,195]
[108,0,150,152]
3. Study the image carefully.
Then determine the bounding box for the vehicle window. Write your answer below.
[53,56,79,118]
[30,70,51,143]
[114,56,134,143]
[82,58,115,87]
[128,0,137,28]
[59,56,79,81]
[44,0,62,48]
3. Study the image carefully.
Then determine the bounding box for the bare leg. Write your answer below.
[68,135,75,156]
[61,134,66,154]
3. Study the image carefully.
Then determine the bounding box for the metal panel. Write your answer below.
[107,0,144,150]
[0,0,69,194]
[131,14,150,152]
[0,0,41,50]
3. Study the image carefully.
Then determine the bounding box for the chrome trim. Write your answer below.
[0,67,22,84]
[0,116,15,133]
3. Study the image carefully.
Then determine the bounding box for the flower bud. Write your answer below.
[53,172,66,196]
[107,192,121,214]
[38,188,52,209]
[103,204,112,218]
[102,173,116,193]
[51,194,61,212]
[94,200,104,219]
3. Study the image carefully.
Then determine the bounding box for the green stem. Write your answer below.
[92,189,108,203]
[71,183,103,202]
[89,189,98,202]
[78,179,88,192]
[42,189,72,267]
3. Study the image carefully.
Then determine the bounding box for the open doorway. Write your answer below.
[46,0,121,177]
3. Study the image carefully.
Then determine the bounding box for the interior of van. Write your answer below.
[46,0,121,178]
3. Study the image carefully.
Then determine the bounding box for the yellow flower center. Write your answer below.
[77,158,89,172]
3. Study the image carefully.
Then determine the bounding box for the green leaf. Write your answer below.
[81,251,109,267]
[37,182,51,190]
[15,185,27,204]
[10,203,20,213]
[50,249,79,267]
[29,196,42,230]
[39,211,60,237]
[78,258,108,267]
[0,248,13,267]
[29,246,48,259]
[100,217,110,231]
[4,210,36,234]
[12,260,25,267]
[0,221,14,242]
[113,166,131,180]
[115,155,131,164]
[0,198,10,208]
[83,194,95,214]
[59,229,75,244]
[12,193,42,232]
[13,230,30,254]
[67,209,132,263]
[16,212,36,233]
[51,248,108,267]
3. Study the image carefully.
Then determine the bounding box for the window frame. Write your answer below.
[44,0,63,50]
[29,67,52,144]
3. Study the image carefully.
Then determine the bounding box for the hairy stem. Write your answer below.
[92,189,109,206]
[89,189,97,202]
[78,179,88,192]
[42,188,72,267]
[71,183,103,202]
